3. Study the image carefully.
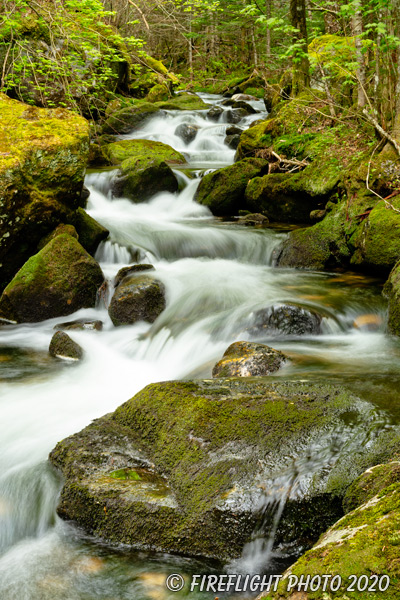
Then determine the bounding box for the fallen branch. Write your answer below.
[127,0,150,30]
[362,108,400,158]
[255,148,309,173]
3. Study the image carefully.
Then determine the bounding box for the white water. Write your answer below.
[0,93,398,599]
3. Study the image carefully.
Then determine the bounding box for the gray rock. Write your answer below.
[174,123,199,144]
[108,274,166,326]
[207,106,224,121]
[49,331,83,361]
[212,341,287,377]
[55,319,103,332]
[247,303,322,337]
[225,134,241,149]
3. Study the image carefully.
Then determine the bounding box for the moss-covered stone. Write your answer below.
[260,460,400,600]
[245,172,333,224]
[101,102,160,135]
[212,341,287,377]
[384,260,400,336]
[108,274,166,326]
[235,119,278,160]
[112,156,178,202]
[37,224,79,250]
[49,378,376,560]
[74,207,109,255]
[145,84,170,103]
[49,331,83,361]
[155,92,210,111]
[102,139,186,166]
[194,158,269,216]
[0,234,104,323]
[0,93,89,289]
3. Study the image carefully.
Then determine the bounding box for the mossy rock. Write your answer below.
[0,234,104,323]
[245,171,333,224]
[384,260,400,336]
[112,156,178,202]
[260,461,400,600]
[155,92,210,111]
[101,102,160,135]
[235,119,278,160]
[350,200,400,275]
[38,224,78,250]
[277,209,351,270]
[102,139,186,166]
[194,158,269,216]
[108,274,166,326]
[0,93,89,289]
[74,207,109,255]
[49,331,83,361]
[212,341,287,377]
[49,378,378,560]
[145,84,170,103]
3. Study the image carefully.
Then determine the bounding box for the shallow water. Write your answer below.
[1,93,399,599]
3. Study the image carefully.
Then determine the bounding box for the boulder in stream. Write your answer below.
[174,123,199,144]
[114,264,155,288]
[246,304,323,337]
[212,341,287,377]
[112,156,178,202]
[102,139,186,167]
[0,234,104,323]
[49,331,83,361]
[55,319,103,332]
[207,106,224,121]
[108,274,166,326]
[194,158,269,216]
[74,208,110,256]
[49,378,382,561]
[384,260,400,336]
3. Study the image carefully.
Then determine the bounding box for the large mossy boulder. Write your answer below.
[155,92,210,111]
[102,139,186,166]
[112,156,178,202]
[108,274,166,326]
[49,378,380,561]
[101,102,160,135]
[0,234,104,323]
[0,93,89,290]
[212,341,287,377]
[194,158,269,216]
[245,172,331,224]
[260,460,400,600]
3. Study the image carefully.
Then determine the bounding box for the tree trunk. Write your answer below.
[266,0,271,59]
[290,0,310,94]
[352,0,366,108]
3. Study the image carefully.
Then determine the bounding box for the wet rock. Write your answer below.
[247,304,322,337]
[384,260,400,336]
[231,93,258,102]
[101,102,160,135]
[155,92,210,111]
[108,274,166,326]
[49,378,378,561]
[310,209,327,222]
[174,123,199,144]
[114,264,155,288]
[212,341,287,377]
[112,156,178,202]
[226,125,243,136]
[74,208,109,256]
[0,234,104,323]
[38,224,79,251]
[207,106,224,121]
[80,185,90,204]
[231,100,257,114]
[225,134,241,149]
[220,99,234,106]
[55,319,103,332]
[102,139,186,167]
[238,213,269,226]
[245,173,331,224]
[226,108,249,123]
[49,331,83,361]
[263,460,400,600]
[353,314,382,332]
[0,93,89,290]
[194,158,269,216]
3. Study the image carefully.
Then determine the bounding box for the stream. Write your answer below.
[1,93,400,599]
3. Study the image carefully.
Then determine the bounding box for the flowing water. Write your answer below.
[1,93,400,599]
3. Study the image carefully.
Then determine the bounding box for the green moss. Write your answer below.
[102,139,186,166]
[50,378,372,560]
[101,102,159,135]
[145,84,170,103]
[194,158,269,215]
[155,92,210,111]
[74,207,109,255]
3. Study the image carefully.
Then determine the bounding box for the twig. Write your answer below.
[362,108,400,158]
[127,0,150,31]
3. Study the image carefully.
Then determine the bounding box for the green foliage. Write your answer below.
[0,0,144,114]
